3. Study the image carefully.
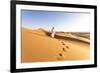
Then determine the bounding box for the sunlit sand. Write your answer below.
[21,27,90,63]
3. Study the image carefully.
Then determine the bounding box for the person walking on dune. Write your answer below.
[51,27,56,38]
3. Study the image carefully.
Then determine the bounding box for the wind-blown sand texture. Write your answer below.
[22,27,90,63]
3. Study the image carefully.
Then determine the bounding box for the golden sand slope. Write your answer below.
[22,27,90,63]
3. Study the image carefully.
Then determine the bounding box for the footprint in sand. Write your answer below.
[57,57,62,60]
[58,40,70,52]
[59,53,63,56]
[62,48,66,52]
[61,42,70,51]
[61,42,65,45]
[66,46,70,49]
[57,53,64,60]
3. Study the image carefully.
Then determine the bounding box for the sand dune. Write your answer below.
[22,27,90,63]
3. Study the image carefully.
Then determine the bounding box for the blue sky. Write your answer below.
[21,10,90,32]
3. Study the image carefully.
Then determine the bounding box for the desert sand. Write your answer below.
[21,27,90,63]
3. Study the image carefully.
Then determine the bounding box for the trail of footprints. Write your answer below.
[57,40,70,60]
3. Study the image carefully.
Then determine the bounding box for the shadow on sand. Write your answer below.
[31,30,89,44]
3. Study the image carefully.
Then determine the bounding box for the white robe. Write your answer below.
[51,31,55,38]
[51,27,55,38]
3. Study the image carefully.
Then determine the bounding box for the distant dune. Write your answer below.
[22,27,90,63]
